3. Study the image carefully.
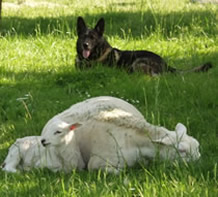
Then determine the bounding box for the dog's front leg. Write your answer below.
[75,56,92,70]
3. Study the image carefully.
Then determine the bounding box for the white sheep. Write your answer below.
[1,120,84,173]
[41,96,201,173]
[41,96,144,135]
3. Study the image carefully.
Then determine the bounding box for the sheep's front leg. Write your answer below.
[87,154,123,174]
[2,145,21,173]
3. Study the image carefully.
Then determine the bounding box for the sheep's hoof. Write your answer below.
[2,166,17,173]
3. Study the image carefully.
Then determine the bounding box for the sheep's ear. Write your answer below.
[69,123,82,131]
[175,123,187,138]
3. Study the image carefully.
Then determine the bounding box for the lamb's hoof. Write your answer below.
[2,166,17,173]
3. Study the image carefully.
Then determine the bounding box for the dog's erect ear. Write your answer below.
[94,18,105,37]
[77,17,87,36]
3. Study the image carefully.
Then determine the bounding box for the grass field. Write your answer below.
[0,0,218,196]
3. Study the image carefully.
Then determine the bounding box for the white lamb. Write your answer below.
[41,96,201,173]
[1,121,84,173]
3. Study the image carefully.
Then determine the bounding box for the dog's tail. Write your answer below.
[167,62,213,74]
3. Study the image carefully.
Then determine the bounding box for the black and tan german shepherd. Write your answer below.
[76,17,212,75]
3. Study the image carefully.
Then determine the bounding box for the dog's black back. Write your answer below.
[76,17,212,75]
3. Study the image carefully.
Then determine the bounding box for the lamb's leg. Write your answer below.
[2,144,21,173]
[87,155,123,174]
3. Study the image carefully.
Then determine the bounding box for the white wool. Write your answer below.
[2,96,200,173]
[41,96,144,136]
[2,121,84,173]
[41,120,85,172]
[2,136,63,173]
[40,96,200,173]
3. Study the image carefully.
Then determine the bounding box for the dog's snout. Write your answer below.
[83,42,89,49]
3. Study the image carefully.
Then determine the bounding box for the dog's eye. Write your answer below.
[54,130,62,135]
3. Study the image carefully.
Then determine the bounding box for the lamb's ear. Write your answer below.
[94,18,105,37]
[69,123,82,131]
[175,123,187,138]
[77,17,87,36]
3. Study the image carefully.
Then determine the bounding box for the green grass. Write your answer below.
[0,0,218,196]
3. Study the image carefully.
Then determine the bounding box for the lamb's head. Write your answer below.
[153,123,201,161]
[41,120,81,147]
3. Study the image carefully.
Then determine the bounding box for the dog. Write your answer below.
[76,17,212,75]
[41,96,201,173]
[1,121,84,173]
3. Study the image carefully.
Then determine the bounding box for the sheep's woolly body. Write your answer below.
[3,96,200,173]
[41,96,144,135]
[95,108,170,140]
[43,96,170,141]
[40,96,200,173]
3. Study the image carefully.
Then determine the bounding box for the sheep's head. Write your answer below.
[153,123,201,161]
[41,120,81,147]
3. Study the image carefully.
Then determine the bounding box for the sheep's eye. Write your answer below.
[54,130,62,135]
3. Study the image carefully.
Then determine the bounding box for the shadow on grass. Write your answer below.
[0,9,217,38]
[0,56,217,185]
[0,50,217,127]
[0,50,217,91]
